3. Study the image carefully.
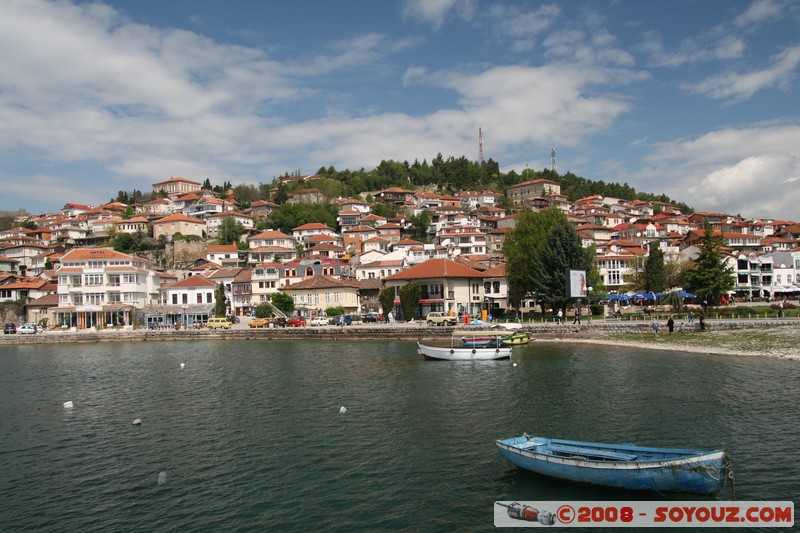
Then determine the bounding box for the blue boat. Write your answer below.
[496,434,731,495]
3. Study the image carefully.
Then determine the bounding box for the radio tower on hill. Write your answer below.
[478,127,485,164]
[551,144,557,173]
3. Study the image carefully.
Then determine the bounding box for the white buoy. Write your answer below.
[512,363,518,367]
[180,363,185,369]
[132,418,142,425]
[339,406,347,414]
[63,401,74,409]
[157,471,167,485]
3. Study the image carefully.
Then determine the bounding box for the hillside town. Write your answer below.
[1,175,799,331]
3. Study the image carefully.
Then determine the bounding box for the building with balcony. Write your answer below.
[383,258,487,319]
[55,248,172,329]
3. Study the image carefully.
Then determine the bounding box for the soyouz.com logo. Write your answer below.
[494,501,794,527]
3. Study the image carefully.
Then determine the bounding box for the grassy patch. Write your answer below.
[608,326,800,356]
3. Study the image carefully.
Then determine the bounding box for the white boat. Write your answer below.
[417,331,513,361]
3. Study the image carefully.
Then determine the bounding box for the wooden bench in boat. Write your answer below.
[547,444,637,461]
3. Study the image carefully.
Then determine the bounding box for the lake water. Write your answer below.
[1,339,797,531]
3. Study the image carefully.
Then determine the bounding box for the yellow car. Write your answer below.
[249,317,270,328]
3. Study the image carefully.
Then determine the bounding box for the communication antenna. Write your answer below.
[478,127,485,164]
[551,145,557,173]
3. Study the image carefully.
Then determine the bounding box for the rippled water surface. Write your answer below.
[1,340,798,531]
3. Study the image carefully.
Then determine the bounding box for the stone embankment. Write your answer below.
[1,318,797,346]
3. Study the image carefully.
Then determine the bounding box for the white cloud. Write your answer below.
[400,0,471,29]
[734,0,786,27]
[687,155,800,217]
[683,45,800,101]
[488,3,561,51]
[640,126,800,220]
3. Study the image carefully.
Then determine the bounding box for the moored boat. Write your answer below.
[496,434,731,495]
[418,331,512,360]
[500,332,531,346]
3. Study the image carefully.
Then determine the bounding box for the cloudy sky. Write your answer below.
[1,0,799,220]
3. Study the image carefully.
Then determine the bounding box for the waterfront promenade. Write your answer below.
[3,316,799,359]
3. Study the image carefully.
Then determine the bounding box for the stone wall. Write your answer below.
[170,240,207,269]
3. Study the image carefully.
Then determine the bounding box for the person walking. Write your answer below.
[667,315,675,334]
[651,317,660,336]
[688,310,695,324]
[573,305,581,325]
[699,313,706,331]
[557,309,564,325]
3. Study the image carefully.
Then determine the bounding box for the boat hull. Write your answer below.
[418,342,511,361]
[496,435,727,495]
[501,333,531,346]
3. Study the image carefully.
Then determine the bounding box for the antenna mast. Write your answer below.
[551,145,557,173]
[478,127,484,164]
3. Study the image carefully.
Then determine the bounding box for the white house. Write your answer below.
[55,247,172,329]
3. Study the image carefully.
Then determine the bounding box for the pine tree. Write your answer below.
[685,223,735,306]
[644,245,666,293]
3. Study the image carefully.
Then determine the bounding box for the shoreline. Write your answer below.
[2,320,799,360]
[543,336,800,361]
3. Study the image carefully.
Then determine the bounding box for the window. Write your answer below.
[197,293,202,304]
[493,281,500,293]
[84,274,103,286]
[207,293,213,304]
[182,294,188,304]
[172,294,178,305]
[87,293,104,305]
[108,293,121,303]
[108,274,120,286]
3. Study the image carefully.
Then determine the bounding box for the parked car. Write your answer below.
[207,317,232,329]
[17,323,41,334]
[308,316,328,326]
[426,312,457,326]
[331,315,352,326]
[4,323,16,334]
[286,317,306,327]
[270,317,286,328]
[249,317,270,328]
[360,314,377,323]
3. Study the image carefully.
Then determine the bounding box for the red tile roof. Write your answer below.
[384,258,484,280]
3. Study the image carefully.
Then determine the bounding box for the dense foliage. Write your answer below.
[398,282,420,321]
[270,292,295,315]
[643,245,666,293]
[214,283,226,317]
[217,216,245,245]
[504,208,603,314]
[379,287,396,318]
[684,223,735,306]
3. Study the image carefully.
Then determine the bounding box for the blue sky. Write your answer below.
[1,0,799,220]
